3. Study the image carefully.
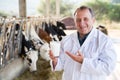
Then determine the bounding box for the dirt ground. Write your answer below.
[108,29,120,38]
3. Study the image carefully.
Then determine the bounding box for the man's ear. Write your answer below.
[92,17,96,24]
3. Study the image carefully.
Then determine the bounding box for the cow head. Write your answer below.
[50,41,60,57]
[25,50,38,72]
[39,42,50,61]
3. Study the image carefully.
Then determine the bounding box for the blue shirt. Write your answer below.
[77,32,90,46]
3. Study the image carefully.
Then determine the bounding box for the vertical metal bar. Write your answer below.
[56,0,60,18]
[19,0,26,17]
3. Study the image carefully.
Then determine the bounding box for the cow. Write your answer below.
[41,21,66,41]
[96,25,108,35]
[13,23,39,72]
[24,50,38,72]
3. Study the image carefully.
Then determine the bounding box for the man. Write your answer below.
[49,6,116,80]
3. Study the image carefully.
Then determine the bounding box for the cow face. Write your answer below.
[25,50,38,72]
[40,42,50,61]
[50,41,60,57]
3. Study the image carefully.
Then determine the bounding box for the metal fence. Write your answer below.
[0,18,23,68]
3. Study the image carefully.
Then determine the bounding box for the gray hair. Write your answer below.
[74,6,94,17]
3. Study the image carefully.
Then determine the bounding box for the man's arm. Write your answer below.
[49,50,58,69]
[65,51,84,64]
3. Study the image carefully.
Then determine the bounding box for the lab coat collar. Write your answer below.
[72,27,97,50]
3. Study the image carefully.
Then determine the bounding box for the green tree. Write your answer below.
[84,0,120,22]
[0,11,8,17]
[37,0,75,17]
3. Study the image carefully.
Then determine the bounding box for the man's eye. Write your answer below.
[84,18,88,21]
[76,19,81,22]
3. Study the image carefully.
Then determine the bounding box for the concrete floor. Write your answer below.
[0,58,28,80]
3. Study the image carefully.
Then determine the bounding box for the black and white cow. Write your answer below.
[42,21,66,41]
[26,22,61,61]
[14,23,39,72]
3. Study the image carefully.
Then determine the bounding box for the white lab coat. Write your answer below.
[50,28,116,80]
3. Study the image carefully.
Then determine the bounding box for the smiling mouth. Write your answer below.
[81,27,87,31]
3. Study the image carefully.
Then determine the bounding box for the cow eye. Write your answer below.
[27,58,32,63]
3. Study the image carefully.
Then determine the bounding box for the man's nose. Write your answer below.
[79,20,84,26]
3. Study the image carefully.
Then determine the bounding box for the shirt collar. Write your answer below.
[77,31,90,40]
[77,31,91,46]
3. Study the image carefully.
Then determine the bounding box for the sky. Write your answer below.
[0,0,40,16]
[0,0,87,17]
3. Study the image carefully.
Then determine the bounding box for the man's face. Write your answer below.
[74,9,95,37]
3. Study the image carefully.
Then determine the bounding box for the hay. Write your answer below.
[14,56,63,80]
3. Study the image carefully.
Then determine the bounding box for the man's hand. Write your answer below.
[65,51,84,64]
[49,50,56,61]
[49,50,58,68]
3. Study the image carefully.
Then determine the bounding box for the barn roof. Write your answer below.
[61,17,76,29]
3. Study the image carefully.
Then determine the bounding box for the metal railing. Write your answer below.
[0,16,61,69]
[0,18,24,68]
